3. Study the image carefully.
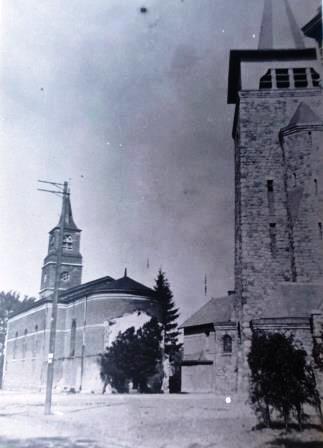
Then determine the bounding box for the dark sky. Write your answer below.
[0,0,318,320]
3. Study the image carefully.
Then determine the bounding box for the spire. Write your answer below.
[53,190,80,232]
[258,0,305,49]
[124,267,128,277]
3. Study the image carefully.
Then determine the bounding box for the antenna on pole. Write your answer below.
[38,179,69,415]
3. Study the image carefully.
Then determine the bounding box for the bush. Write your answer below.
[99,317,162,393]
[248,331,322,430]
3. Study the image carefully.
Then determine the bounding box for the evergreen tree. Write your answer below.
[154,270,181,359]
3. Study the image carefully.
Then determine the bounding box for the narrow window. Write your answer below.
[32,325,39,357]
[293,173,297,187]
[269,223,277,256]
[314,179,318,195]
[319,222,323,240]
[13,331,18,359]
[223,335,232,354]
[267,180,275,213]
[276,68,290,88]
[70,319,76,357]
[22,329,28,359]
[259,69,272,89]
[267,179,274,193]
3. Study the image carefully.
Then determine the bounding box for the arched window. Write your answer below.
[22,329,28,359]
[32,325,39,357]
[63,234,73,250]
[223,335,232,354]
[314,178,318,195]
[13,331,18,359]
[70,319,76,357]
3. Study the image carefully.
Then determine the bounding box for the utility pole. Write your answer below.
[38,180,68,415]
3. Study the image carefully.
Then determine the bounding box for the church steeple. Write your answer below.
[52,191,80,233]
[227,0,318,105]
[258,0,305,50]
[39,188,83,299]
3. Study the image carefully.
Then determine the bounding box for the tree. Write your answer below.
[0,290,36,317]
[248,331,322,431]
[0,291,36,388]
[154,270,181,359]
[99,317,162,393]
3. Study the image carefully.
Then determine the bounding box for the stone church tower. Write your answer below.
[39,192,83,299]
[228,0,323,388]
[180,1,323,395]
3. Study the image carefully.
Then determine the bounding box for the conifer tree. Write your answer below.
[154,269,181,359]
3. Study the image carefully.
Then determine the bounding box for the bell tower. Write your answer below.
[40,189,83,299]
[228,0,323,390]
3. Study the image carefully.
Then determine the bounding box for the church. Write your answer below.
[181,1,323,394]
[3,192,160,392]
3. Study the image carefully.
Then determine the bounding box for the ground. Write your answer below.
[0,392,321,447]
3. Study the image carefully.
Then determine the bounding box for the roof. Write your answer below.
[287,102,322,127]
[181,295,235,328]
[51,194,81,232]
[60,273,155,302]
[302,6,322,42]
[263,282,323,318]
[258,0,305,50]
[9,274,156,318]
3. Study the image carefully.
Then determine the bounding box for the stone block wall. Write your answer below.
[235,90,322,321]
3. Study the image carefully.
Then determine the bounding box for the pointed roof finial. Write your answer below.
[258,0,304,49]
[124,267,128,277]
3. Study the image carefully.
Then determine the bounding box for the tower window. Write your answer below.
[276,69,290,89]
[269,223,277,256]
[311,68,320,87]
[314,179,318,195]
[223,335,232,354]
[293,68,307,88]
[319,223,323,240]
[267,180,274,193]
[293,173,297,187]
[60,271,70,281]
[259,69,272,89]
[70,319,76,357]
[62,235,73,250]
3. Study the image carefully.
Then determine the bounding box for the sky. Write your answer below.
[0,0,319,321]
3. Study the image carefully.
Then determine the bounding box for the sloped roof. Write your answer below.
[9,274,155,318]
[108,275,155,296]
[51,194,81,232]
[263,282,323,318]
[287,102,322,128]
[60,275,115,301]
[181,295,235,328]
[61,274,155,302]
